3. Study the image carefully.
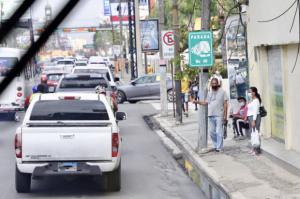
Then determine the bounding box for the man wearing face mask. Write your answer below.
[231,97,248,139]
[194,78,228,152]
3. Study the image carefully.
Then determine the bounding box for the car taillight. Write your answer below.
[112,133,119,157]
[15,133,22,158]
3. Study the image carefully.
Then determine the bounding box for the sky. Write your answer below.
[2,0,106,43]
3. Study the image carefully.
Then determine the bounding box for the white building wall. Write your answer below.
[248,0,299,46]
[247,0,300,152]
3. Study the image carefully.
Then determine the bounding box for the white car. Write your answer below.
[15,93,126,193]
[56,59,75,73]
[72,65,117,88]
[88,56,107,65]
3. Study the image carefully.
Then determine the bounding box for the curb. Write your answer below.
[150,114,248,199]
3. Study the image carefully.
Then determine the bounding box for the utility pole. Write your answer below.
[172,0,182,123]
[128,0,136,79]
[159,0,168,117]
[197,0,211,151]
[134,0,142,77]
[118,0,124,78]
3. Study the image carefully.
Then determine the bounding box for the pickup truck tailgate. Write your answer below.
[22,126,112,162]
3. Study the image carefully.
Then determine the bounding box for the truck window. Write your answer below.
[0,57,18,77]
[30,100,109,120]
[60,77,108,88]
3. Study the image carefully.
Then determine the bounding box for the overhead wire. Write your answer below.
[291,0,300,73]
[290,0,299,32]
[258,0,297,23]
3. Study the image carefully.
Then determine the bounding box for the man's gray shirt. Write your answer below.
[206,88,228,117]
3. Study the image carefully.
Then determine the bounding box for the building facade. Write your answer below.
[247,0,300,152]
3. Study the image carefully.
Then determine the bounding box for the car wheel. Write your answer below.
[167,89,176,102]
[117,91,126,104]
[103,163,121,192]
[128,100,139,104]
[15,166,31,193]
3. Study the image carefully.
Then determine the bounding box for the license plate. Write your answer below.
[58,162,77,172]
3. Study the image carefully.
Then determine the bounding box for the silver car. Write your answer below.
[117,74,174,104]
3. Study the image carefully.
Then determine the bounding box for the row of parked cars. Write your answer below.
[15,56,125,193]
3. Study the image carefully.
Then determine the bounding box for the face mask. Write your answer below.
[212,86,218,90]
[239,102,245,106]
[247,92,252,98]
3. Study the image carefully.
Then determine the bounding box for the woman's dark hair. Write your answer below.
[250,86,261,103]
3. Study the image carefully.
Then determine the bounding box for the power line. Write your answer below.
[290,0,299,32]
[291,0,300,73]
[257,0,297,23]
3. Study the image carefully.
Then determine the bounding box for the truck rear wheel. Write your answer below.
[103,163,121,192]
[15,166,31,193]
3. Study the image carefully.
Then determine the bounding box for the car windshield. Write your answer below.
[59,77,108,89]
[0,57,18,77]
[73,69,111,81]
[30,100,109,121]
[75,62,87,66]
[57,60,74,65]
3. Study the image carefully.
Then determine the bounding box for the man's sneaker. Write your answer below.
[184,112,189,117]
[215,149,224,153]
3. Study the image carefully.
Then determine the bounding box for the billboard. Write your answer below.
[103,0,111,16]
[140,19,159,52]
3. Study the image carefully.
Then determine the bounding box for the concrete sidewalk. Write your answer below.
[150,102,300,199]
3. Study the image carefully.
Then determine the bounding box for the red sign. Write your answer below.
[163,32,175,46]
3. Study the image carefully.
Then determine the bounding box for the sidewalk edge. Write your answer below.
[151,114,247,199]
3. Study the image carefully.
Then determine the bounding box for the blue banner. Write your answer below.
[104,0,111,16]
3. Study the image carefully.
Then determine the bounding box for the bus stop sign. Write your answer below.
[188,31,214,68]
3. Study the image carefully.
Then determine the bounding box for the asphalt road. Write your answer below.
[0,102,206,199]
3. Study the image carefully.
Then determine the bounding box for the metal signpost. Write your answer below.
[188,31,214,152]
[160,30,175,117]
[162,31,175,59]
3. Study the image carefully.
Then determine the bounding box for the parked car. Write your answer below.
[15,93,126,192]
[117,74,174,104]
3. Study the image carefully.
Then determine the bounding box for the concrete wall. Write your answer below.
[248,0,299,46]
[248,36,300,152]
[247,0,300,152]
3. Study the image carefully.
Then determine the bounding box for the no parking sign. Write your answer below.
[161,31,175,59]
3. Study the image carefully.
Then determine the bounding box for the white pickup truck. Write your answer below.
[14,93,126,193]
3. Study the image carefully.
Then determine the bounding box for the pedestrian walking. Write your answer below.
[190,80,199,111]
[181,75,191,117]
[231,96,248,139]
[194,78,228,152]
[247,87,262,155]
[125,60,129,74]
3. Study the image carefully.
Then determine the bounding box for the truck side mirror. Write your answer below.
[116,112,127,121]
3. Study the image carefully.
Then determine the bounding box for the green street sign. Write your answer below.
[188,31,214,67]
